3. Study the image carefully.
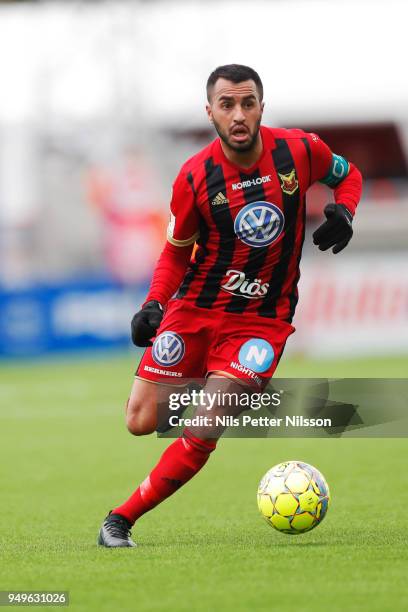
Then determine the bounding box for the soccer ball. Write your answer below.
[257,460,330,534]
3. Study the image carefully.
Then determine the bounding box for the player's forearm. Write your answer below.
[144,241,194,307]
[333,162,363,215]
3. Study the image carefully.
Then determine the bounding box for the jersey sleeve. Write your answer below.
[144,241,194,307]
[306,132,363,215]
[166,171,200,247]
[306,132,335,184]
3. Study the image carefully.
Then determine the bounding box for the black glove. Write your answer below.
[131,300,164,347]
[313,203,353,254]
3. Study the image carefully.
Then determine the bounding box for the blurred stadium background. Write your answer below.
[0,0,407,363]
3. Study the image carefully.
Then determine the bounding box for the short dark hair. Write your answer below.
[206,64,263,102]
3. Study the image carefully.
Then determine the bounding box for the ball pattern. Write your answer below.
[257,461,330,535]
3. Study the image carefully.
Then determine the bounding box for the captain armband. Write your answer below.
[320,154,350,188]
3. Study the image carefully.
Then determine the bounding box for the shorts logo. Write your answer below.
[234,201,284,248]
[152,331,185,367]
[278,169,299,195]
[238,338,274,373]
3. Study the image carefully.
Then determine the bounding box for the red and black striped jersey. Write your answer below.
[159,126,362,322]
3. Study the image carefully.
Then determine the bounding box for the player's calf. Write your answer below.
[185,374,252,439]
[103,376,248,535]
[108,430,217,527]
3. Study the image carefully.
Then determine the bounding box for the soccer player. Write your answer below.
[98,64,362,547]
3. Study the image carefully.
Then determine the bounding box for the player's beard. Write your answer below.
[212,116,262,154]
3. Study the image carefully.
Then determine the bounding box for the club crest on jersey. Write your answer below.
[278,169,299,195]
[234,201,284,248]
[152,331,185,367]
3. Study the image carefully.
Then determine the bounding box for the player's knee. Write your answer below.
[126,397,157,436]
[126,411,157,436]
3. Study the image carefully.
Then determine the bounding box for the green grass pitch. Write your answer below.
[1,353,408,611]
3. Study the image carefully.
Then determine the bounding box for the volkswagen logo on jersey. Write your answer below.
[234,201,284,248]
[152,331,185,367]
[238,338,275,373]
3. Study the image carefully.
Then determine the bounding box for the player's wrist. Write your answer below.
[142,299,164,311]
[335,203,354,221]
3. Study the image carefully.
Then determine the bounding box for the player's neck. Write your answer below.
[220,132,263,169]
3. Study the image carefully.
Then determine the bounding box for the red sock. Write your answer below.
[112,429,217,525]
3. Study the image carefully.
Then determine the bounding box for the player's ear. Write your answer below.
[206,104,213,124]
[260,101,265,114]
